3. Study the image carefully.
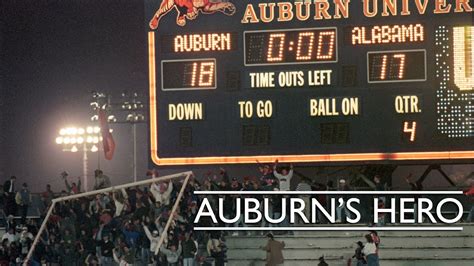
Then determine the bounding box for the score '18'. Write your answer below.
[184,61,215,87]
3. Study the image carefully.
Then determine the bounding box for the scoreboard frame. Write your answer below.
[148,31,473,166]
[146,1,474,167]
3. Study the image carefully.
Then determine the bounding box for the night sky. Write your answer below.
[1,0,150,190]
[1,0,472,192]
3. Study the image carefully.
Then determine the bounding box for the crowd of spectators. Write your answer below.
[1,168,230,265]
[0,162,472,265]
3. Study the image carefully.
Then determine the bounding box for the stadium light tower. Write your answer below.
[55,126,101,191]
[90,91,147,182]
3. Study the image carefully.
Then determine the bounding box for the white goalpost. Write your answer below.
[24,171,193,265]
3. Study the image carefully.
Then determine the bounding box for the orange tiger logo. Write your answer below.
[149,0,236,29]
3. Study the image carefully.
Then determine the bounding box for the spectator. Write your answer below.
[99,234,115,266]
[150,180,173,206]
[142,221,160,254]
[311,181,328,224]
[160,241,182,266]
[93,169,111,190]
[119,245,136,265]
[369,230,381,250]
[336,178,352,223]
[9,242,20,264]
[273,160,293,191]
[1,228,16,244]
[18,227,33,259]
[260,193,274,234]
[5,215,16,232]
[231,177,245,236]
[373,175,387,226]
[61,242,79,265]
[352,241,367,266]
[25,218,38,236]
[121,221,140,248]
[113,189,129,217]
[405,173,423,222]
[133,200,149,221]
[270,192,287,230]
[65,176,82,194]
[3,176,17,216]
[3,176,15,194]
[373,175,385,192]
[75,241,89,264]
[257,161,277,190]
[463,179,474,222]
[207,233,225,266]
[296,178,312,224]
[61,228,76,249]
[78,228,95,256]
[41,184,54,210]
[260,233,285,266]
[89,193,110,214]
[374,198,386,227]
[230,177,242,191]
[273,160,293,233]
[85,253,100,265]
[146,169,159,179]
[219,177,235,229]
[16,183,31,225]
[113,247,133,266]
[362,234,379,266]
[234,177,257,236]
[318,256,329,266]
[181,232,197,266]
[0,239,10,264]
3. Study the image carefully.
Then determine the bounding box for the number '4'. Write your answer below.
[403,121,417,142]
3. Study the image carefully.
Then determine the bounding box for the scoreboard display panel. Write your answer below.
[145,0,474,166]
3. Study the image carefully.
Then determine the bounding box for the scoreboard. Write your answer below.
[145,0,474,166]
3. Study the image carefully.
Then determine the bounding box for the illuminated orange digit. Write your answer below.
[316,31,335,60]
[198,62,215,86]
[267,33,286,62]
[403,121,417,142]
[296,32,315,61]
[380,55,388,80]
[393,54,406,79]
[191,62,198,86]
